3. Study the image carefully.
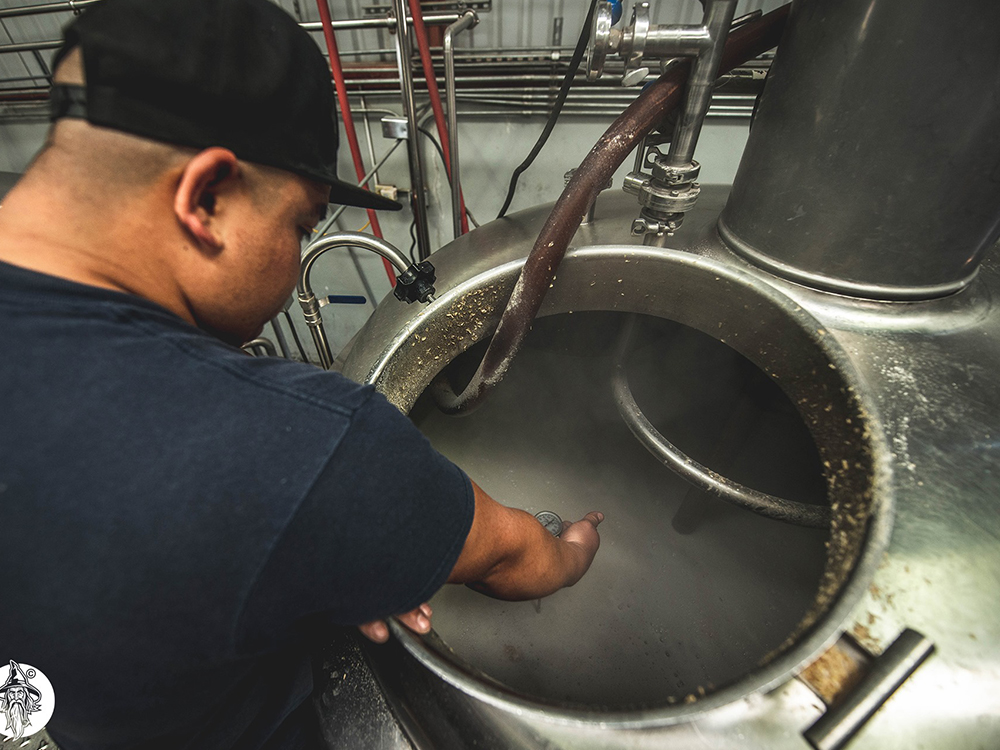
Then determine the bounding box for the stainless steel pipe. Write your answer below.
[300,11,469,33]
[242,337,278,357]
[0,41,61,55]
[0,0,99,18]
[444,10,478,240]
[612,314,831,528]
[639,25,713,58]
[0,10,468,56]
[391,0,432,261]
[667,0,738,167]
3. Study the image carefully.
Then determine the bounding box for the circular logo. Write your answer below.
[0,661,55,740]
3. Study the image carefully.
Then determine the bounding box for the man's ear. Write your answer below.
[174,148,240,250]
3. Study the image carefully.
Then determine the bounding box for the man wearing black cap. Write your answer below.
[0,0,603,748]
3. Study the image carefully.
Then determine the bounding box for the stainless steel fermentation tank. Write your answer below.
[332,0,1000,748]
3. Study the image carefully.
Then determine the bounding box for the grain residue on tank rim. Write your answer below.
[798,640,867,706]
[376,283,512,412]
[761,382,881,663]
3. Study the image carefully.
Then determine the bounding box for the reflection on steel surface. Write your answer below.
[336,189,999,747]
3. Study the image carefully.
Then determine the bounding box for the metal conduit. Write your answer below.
[432,5,791,415]
[444,10,479,239]
[612,315,831,528]
[0,0,99,19]
[386,0,432,261]
[0,10,469,56]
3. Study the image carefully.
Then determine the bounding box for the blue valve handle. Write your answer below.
[326,295,368,305]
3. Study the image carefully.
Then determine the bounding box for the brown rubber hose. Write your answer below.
[433,5,791,414]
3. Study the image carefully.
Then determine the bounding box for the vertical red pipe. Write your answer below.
[315,0,397,283]
[406,0,469,234]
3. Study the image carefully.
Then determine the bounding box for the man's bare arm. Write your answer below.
[358,480,603,642]
[447,481,603,599]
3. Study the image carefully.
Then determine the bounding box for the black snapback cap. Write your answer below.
[50,0,400,211]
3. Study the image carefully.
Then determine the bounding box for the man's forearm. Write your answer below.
[447,481,603,600]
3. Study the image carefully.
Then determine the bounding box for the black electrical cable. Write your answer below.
[418,125,448,174]
[495,0,600,219]
[417,125,483,230]
[407,217,418,264]
[281,309,309,362]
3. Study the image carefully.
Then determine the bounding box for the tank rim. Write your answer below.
[358,246,895,727]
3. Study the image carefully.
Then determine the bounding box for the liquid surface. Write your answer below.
[412,312,829,709]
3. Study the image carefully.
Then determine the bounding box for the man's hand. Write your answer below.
[357,602,433,644]
[560,511,604,570]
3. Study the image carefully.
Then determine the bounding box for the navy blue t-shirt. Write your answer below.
[0,260,474,749]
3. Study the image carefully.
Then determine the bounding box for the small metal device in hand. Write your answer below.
[534,511,563,537]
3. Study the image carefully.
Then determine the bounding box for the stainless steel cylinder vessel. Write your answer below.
[718,0,1000,300]
[341,193,893,734]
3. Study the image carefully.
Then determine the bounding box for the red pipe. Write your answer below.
[407,0,469,234]
[0,90,48,102]
[315,0,397,284]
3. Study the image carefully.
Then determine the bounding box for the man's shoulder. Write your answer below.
[155,325,378,419]
[1,258,374,416]
[7,265,379,419]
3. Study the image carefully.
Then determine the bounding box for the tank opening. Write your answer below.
[409,311,831,711]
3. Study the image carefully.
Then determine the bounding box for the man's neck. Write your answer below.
[0,173,194,324]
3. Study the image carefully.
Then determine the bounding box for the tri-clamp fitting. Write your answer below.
[624,153,701,242]
[594,0,738,243]
[588,1,713,86]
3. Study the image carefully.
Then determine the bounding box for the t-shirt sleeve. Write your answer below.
[235,390,475,651]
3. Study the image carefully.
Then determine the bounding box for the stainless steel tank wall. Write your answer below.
[332,189,1000,750]
[342,192,892,727]
[718,0,1000,300]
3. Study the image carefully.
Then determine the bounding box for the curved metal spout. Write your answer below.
[611,315,830,528]
[297,232,414,369]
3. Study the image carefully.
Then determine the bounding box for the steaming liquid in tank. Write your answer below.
[410,312,829,709]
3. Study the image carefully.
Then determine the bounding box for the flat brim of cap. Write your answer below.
[298,166,402,211]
